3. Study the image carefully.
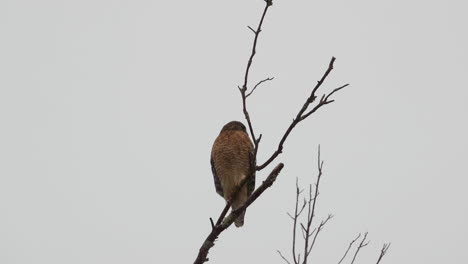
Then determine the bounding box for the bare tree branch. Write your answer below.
[256,59,348,171]
[238,1,272,147]
[214,164,254,226]
[193,163,284,264]
[221,163,283,225]
[277,250,292,264]
[306,214,333,257]
[302,147,325,264]
[194,4,276,263]
[278,148,334,264]
[375,243,391,264]
[207,0,276,239]
[350,232,370,264]
[290,178,306,264]
[194,0,365,263]
[337,233,361,264]
[246,77,275,98]
[300,84,349,120]
[277,148,389,264]
[236,2,348,177]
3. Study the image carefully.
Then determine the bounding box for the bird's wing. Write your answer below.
[247,150,256,197]
[211,157,224,197]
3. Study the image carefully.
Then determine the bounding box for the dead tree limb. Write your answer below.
[237,1,348,169]
[194,0,349,262]
[256,60,349,171]
[291,178,306,264]
[193,163,284,264]
[306,214,333,261]
[337,233,362,264]
[277,250,292,264]
[350,232,370,264]
[246,77,275,98]
[302,148,326,264]
[375,243,391,264]
[194,3,277,263]
[277,150,390,264]
[277,147,333,264]
[238,1,273,150]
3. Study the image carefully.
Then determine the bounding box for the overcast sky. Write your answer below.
[1,0,467,263]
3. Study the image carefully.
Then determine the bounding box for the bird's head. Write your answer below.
[221,121,247,133]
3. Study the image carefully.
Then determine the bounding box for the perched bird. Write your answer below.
[211,121,254,227]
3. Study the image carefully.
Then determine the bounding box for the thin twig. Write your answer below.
[257,58,348,171]
[277,250,292,264]
[214,203,230,226]
[209,218,215,229]
[300,84,349,120]
[307,214,333,256]
[350,232,370,264]
[247,25,256,34]
[246,77,275,98]
[337,233,361,264]
[375,243,391,264]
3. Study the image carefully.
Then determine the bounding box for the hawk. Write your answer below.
[211,121,254,227]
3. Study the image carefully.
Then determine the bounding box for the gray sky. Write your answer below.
[1,0,467,263]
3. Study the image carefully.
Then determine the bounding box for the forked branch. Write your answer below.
[302,148,328,264]
[195,0,354,263]
[376,243,391,264]
[350,232,370,264]
[236,1,348,175]
[257,58,349,171]
[277,149,390,264]
[238,1,273,147]
[337,233,362,264]
[195,3,276,263]
[194,163,284,264]
[278,147,332,264]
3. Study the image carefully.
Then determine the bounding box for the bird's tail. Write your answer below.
[234,209,246,227]
[231,186,248,228]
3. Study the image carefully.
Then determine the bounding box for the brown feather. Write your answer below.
[211,122,254,227]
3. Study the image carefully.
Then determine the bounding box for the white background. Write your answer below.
[1,0,467,263]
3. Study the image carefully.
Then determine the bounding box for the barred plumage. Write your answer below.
[211,121,254,227]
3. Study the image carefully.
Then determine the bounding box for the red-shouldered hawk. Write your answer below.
[211,121,254,227]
